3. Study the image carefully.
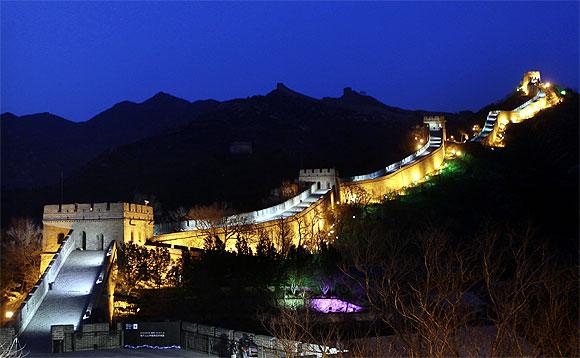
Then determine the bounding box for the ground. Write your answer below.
[25,348,211,357]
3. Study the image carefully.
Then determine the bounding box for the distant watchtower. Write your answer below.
[298,168,339,191]
[42,202,154,254]
[423,115,446,142]
[519,71,541,96]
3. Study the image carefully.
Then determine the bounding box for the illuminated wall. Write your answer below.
[483,81,562,147]
[519,71,541,96]
[153,190,335,253]
[340,144,445,203]
[41,203,154,272]
[339,116,445,203]
[153,116,446,252]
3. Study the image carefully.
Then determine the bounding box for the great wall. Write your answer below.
[2,71,566,353]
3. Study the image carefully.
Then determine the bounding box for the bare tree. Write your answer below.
[273,216,294,257]
[262,308,343,358]
[480,227,579,356]
[341,225,579,357]
[0,336,28,358]
[1,218,42,295]
[187,203,254,251]
[342,185,375,208]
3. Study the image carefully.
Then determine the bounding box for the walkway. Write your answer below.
[20,250,105,353]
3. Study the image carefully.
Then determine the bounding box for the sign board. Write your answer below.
[124,321,180,348]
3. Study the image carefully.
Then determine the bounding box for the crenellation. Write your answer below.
[42,202,154,254]
[93,203,108,212]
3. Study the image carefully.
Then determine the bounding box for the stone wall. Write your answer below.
[82,241,118,325]
[182,322,340,357]
[153,190,334,252]
[51,323,123,353]
[340,144,445,203]
[12,231,78,334]
[340,116,446,203]
[43,202,154,254]
[482,85,562,147]
[48,321,337,356]
[155,182,325,235]
[299,168,339,191]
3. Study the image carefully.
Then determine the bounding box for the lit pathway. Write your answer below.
[20,250,105,353]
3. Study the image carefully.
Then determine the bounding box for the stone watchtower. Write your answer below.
[519,71,541,96]
[423,115,446,142]
[298,168,339,191]
[41,203,154,270]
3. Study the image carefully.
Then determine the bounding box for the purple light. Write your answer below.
[310,298,363,313]
[125,345,181,350]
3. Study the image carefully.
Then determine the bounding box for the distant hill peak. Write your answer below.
[343,87,355,96]
[143,91,188,106]
[267,83,315,100]
[1,112,18,121]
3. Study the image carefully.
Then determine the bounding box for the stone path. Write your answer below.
[20,250,105,353]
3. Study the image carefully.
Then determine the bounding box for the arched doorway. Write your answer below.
[96,234,104,250]
[81,231,87,250]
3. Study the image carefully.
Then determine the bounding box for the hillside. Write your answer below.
[0,95,219,189]
[1,84,517,223]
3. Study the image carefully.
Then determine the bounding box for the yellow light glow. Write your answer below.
[416,144,422,150]
[456,150,462,156]
[419,139,424,144]
[545,82,551,88]
[5,311,13,319]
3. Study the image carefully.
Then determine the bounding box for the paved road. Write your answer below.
[20,250,105,353]
[26,347,212,357]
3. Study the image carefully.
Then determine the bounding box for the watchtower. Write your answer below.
[519,71,541,96]
[298,168,339,191]
[42,202,154,254]
[423,115,446,142]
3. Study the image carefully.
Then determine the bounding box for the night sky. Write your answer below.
[1,1,578,122]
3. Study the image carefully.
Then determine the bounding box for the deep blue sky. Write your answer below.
[2,1,578,122]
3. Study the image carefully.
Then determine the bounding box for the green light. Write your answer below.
[560,90,567,95]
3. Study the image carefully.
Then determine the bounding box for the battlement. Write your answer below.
[43,202,152,216]
[523,71,541,85]
[299,168,338,191]
[299,168,337,176]
[519,71,541,96]
[423,115,445,130]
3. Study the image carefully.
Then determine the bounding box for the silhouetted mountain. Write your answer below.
[267,83,317,102]
[322,87,412,116]
[2,83,484,223]
[1,94,220,188]
[1,112,81,188]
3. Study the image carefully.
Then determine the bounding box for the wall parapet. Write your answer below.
[11,230,77,334]
[155,181,326,235]
[342,118,443,183]
[81,241,117,324]
[44,202,153,216]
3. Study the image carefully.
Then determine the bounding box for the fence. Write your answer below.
[182,322,339,357]
[51,323,123,353]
